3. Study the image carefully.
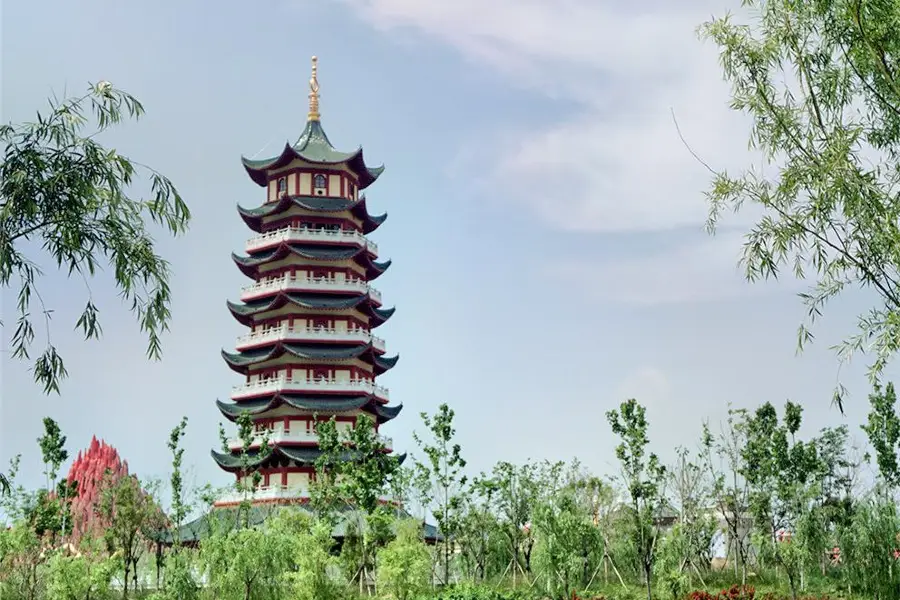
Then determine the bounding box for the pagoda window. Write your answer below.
[277,177,287,195]
[313,174,327,194]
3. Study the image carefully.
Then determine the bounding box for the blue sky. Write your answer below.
[0,0,890,495]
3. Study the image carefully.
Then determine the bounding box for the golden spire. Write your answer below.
[308,55,320,121]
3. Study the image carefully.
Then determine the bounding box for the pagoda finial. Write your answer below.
[308,55,320,121]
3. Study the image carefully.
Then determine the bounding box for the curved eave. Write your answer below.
[371,306,396,327]
[213,444,388,473]
[238,194,359,221]
[367,259,391,281]
[237,195,386,234]
[232,244,362,275]
[212,446,328,472]
[215,395,402,424]
[240,121,384,190]
[233,245,387,280]
[374,354,399,376]
[227,293,387,327]
[221,343,376,374]
[362,211,387,235]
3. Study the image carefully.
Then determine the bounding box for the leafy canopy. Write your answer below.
[699,0,900,405]
[0,81,190,394]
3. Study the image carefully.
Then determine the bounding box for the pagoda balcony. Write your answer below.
[225,430,393,451]
[231,376,390,401]
[215,485,306,505]
[214,485,394,507]
[235,324,386,352]
[240,273,382,304]
[245,226,378,255]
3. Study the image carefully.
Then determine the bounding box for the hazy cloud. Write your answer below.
[341,0,753,234]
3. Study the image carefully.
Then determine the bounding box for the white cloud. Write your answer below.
[341,0,754,233]
[543,229,803,305]
[612,367,672,406]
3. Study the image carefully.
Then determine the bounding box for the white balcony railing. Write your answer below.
[215,485,395,506]
[235,324,386,352]
[225,429,393,451]
[240,274,382,303]
[231,376,390,401]
[215,485,307,505]
[246,227,378,255]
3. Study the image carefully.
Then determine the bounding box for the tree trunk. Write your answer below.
[123,559,131,599]
[645,563,653,600]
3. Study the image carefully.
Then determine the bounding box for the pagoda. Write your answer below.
[212,56,402,507]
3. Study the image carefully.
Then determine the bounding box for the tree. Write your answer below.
[99,474,165,598]
[740,401,850,600]
[700,407,753,585]
[312,414,400,592]
[698,0,900,401]
[414,403,468,586]
[37,418,67,493]
[377,519,432,600]
[862,381,900,488]
[606,398,667,600]
[486,460,540,581]
[219,411,271,528]
[531,472,602,600]
[34,418,71,538]
[1,82,189,394]
[45,542,116,600]
[456,477,503,582]
[200,515,295,600]
[280,512,341,600]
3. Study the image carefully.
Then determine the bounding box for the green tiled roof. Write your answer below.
[236,195,387,235]
[241,120,384,190]
[211,446,331,470]
[235,245,360,265]
[221,343,398,375]
[226,293,393,328]
[222,343,371,367]
[211,446,407,472]
[232,244,390,280]
[215,395,403,423]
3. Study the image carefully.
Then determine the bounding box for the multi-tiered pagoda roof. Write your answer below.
[212,56,404,507]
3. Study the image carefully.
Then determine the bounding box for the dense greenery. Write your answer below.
[4,396,900,600]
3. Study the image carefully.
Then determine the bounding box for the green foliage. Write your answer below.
[98,474,165,598]
[653,525,691,600]
[0,82,190,395]
[167,417,189,529]
[862,381,900,488]
[37,417,67,491]
[699,0,900,399]
[481,461,540,578]
[377,518,432,600]
[146,549,199,600]
[272,511,342,600]
[607,398,667,599]
[0,523,46,600]
[200,514,295,600]
[414,403,468,585]
[838,495,900,599]
[45,545,116,600]
[426,584,534,600]
[531,478,602,600]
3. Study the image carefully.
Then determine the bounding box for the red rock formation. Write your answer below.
[65,436,129,543]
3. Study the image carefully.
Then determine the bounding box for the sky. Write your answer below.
[0,0,893,497]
